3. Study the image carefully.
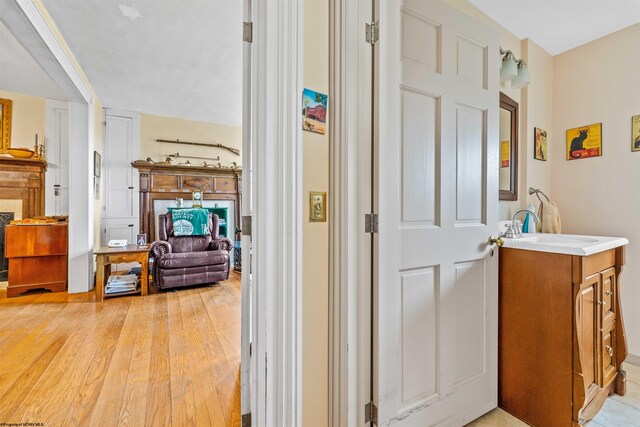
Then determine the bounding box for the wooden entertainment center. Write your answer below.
[132,162,241,242]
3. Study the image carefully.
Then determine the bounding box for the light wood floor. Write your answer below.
[0,272,241,427]
[468,362,640,427]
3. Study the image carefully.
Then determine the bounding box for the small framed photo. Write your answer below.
[94,151,101,178]
[309,191,327,222]
[136,233,147,246]
[534,127,547,161]
[302,88,328,135]
[566,123,602,160]
[632,115,640,151]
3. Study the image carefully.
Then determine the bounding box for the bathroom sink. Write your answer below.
[516,235,599,245]
[502,233,628,256]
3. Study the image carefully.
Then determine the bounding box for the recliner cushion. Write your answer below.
[167,235,212,253]
[156,250,229,269]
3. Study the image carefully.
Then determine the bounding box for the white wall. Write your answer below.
[302,0,329,425]
[551,23,640,357]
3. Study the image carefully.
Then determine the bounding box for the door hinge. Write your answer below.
[241,412,251,427]
[365,21,379,45]
[242,215,252,236]
[243,22,253,43]
[364,213,378,234]
[365,402,378,425]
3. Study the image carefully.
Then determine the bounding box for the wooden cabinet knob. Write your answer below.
[606,345,614,357]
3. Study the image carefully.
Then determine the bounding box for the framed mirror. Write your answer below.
[499,92,518,201]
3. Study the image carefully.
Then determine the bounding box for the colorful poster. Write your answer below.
[501,140,510,167]
[566,123,602,160]
[632,115,640,152]
[534,127,547,161]
[302,88,328,135]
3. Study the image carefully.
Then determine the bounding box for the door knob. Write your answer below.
[488,236,505,247]
[605,290,614,296]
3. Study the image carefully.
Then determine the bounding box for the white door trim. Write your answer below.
[251,0,304,425]
[1,0,95,293]
[328,0,374,426]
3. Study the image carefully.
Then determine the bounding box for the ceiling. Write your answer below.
[0,19,67,100]
[468,0,640,55]
[41,0,243,126]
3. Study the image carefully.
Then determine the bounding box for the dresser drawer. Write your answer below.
[105,253,144,264]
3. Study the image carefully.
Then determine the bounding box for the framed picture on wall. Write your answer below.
[534,127,547,161]
[566,123,602,160]
[0,98,12,152]
[632,115,640,152]
[302,88,328,135]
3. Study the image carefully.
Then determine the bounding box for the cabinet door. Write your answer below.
[576,273,600,399]
[601,321,617,385]
[600,267,616,327]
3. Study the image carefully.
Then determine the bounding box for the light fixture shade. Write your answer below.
[511,63,530,88]
[500,55,517,82]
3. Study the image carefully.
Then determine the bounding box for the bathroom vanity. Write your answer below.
[499,234,628,427]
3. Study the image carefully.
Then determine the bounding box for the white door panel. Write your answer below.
[104,114,137,219]
[376,0,499,425]
[45,101,69,216]
[103,218,137,243]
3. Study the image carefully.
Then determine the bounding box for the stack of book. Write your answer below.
[106,274,138,294]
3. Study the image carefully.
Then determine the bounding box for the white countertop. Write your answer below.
[502,233,628,256]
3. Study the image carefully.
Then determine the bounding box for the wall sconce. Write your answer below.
[500,48,530,88]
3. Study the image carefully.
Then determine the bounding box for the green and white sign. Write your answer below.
[171,209,209,236]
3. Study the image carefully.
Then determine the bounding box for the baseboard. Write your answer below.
[626,353,640,367]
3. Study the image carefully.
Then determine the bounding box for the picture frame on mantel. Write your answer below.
[0,98,13,152]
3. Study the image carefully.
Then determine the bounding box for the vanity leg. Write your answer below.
[615,369,627,396]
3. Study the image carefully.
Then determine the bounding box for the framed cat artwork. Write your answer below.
[534,127,547,161]
[632,115,640,152]
[566,123,602,160]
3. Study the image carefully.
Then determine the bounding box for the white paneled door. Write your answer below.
[376,1,499,425]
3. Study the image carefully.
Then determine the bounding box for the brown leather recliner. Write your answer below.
[150,212,233,290]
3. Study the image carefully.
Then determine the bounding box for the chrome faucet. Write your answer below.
[504,209,540,238]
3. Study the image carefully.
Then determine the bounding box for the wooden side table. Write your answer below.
[94,245,149,302]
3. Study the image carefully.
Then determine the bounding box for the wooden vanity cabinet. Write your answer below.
[499,246,627,427]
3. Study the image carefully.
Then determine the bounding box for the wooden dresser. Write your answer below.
[499,246,627,426]
[5,222,68,297]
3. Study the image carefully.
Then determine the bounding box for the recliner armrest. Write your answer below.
[150,240,173,258]
[210,237,233,252]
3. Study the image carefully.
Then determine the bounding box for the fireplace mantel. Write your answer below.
[132,161,241,242]
[0,156,47,218]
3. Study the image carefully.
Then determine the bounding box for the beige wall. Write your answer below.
[0,90,45,150]
[302,0,329,425]
[551,23,640,356]
[522,39,554,211]
[140,113,242,166]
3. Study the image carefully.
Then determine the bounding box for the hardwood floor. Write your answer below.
[0,272,241,427]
